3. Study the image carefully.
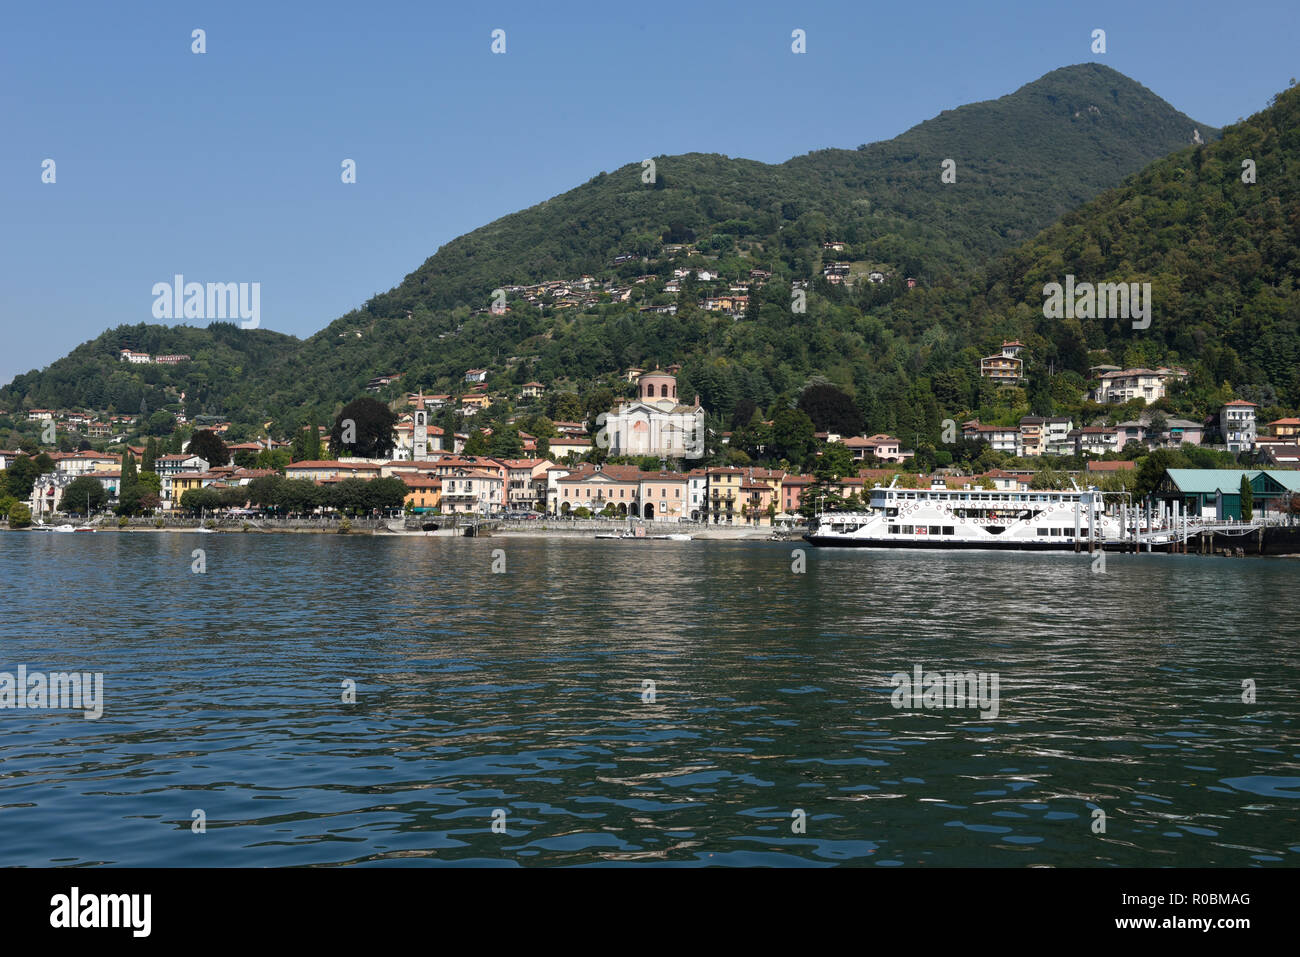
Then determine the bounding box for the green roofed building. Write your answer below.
[1159,469,1300,520]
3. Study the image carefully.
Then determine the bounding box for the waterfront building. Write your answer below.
[637,471,689,520]
[601,371,706,459]
[284,460,383,482]
[706,466,744,524]
[440,469,504,514]
[1158,468,1300,519]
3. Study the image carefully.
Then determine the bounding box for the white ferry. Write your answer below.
[804,478,1122,550]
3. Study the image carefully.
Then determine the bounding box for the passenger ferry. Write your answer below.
[804,478,1122,550]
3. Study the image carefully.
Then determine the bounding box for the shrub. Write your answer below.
[7,502,32,528]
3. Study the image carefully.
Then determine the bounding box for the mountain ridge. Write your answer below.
[2,64,1231,440]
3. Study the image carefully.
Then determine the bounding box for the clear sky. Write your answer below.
[2,0,1296,388]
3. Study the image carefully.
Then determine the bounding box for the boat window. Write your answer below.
[889,524,899,534]
[902,525,914,534]
[942,526,954,535]
[929,525,941,534]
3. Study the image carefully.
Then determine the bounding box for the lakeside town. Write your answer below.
[3,364,1298,532]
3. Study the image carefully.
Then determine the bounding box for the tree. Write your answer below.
[188,429,230,467]
[813,442,855,481]
[62,476,108,514]
[147,410,175,436]
[7,501,32,528]
[1135,449,1187,499]
[1147,412,1169,440]
[330,397,397,459]
[1240,475,1253,522]
[546,391,584,422]
[136,471,162,497]
[290,426,309,462]
[141,437,158,473]
[367,477,410,512]
[798,383,864,436]
[488,427,523,458]
[121,451,138,494]
[1031,468,1066,490]
[180,487,223,514]
[770,409,816,464]
[732,398,758,430]
[1,454,42,499]
[463,431,490,455]
[254,448,290,471]
[304,418,323,461]
[245,475,286,511]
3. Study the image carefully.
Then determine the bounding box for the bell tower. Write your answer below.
[413,393,428,459]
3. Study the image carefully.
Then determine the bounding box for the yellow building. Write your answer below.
[706,467,744,524]
[402,475,442,511]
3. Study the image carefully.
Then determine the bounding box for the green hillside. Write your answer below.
[1,323,300,421]
[2,63,1235,444]
[880,79,1300,424]
[371,63,1212,314]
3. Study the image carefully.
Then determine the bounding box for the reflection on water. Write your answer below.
[0,533,1297,866]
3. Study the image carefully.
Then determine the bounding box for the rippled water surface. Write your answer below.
[1,532,1297,866]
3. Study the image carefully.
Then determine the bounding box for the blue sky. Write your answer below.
[2,0,1297,388]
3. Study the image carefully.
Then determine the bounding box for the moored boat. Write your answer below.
[804,478,1120,550]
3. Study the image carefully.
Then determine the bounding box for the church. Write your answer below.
[600,371,706,459]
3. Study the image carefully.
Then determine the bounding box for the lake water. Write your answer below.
[1,532,1297,867]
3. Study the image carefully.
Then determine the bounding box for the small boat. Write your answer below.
[52,524,76,533]
[193,527,215,534]
[596,526,648,539]
[74,526,96,533]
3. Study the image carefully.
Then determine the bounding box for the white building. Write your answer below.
[687,469,708,522]
[600,372,706,459]
[1091,367,1185,405]
[440,469,503,514]
[961,421,1018,453]
[1221,400,1258,453]
[1042,417,1075,456]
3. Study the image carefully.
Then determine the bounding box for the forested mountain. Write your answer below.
[876,77,1300,427]
[2,323,298,421]
[373,63,1211,314]
[3,63,1239,441]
